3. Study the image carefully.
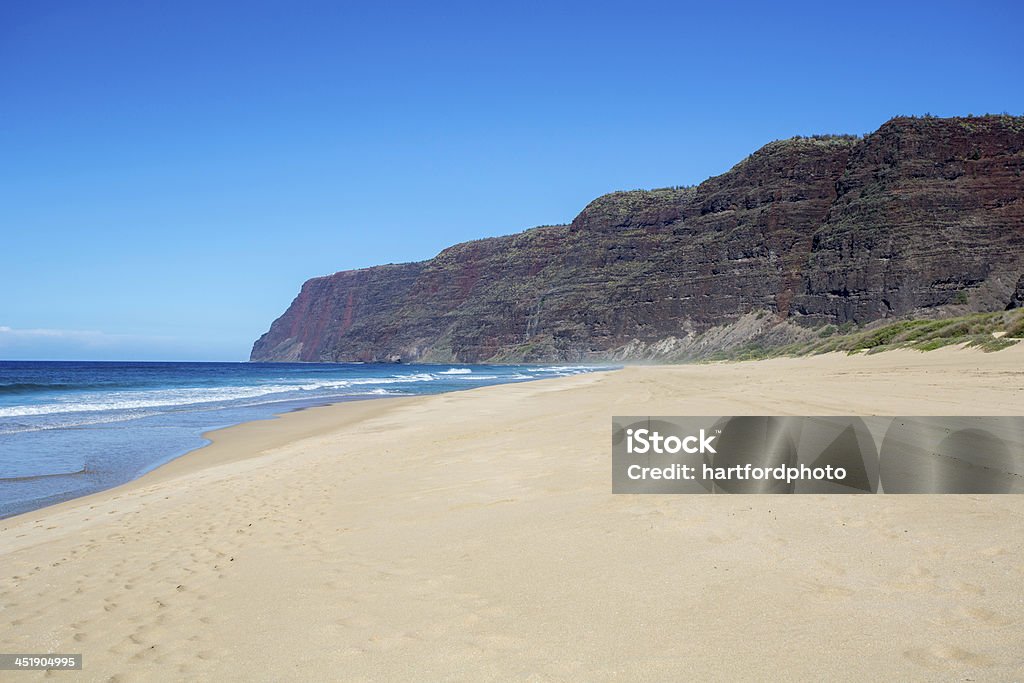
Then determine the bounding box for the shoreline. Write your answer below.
[1,390,464,526]
[2,346,1023,679]
[1,367,612,525]
[5,343,1023,526]
[0,364,615,521]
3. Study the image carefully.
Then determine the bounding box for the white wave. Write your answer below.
[354,373,437,385]
[0,374,436,418]
[0,387,285,417]
[0,388,406,434]
[0,368,602,421]
[0,410,164,433]
[527,365,608,374]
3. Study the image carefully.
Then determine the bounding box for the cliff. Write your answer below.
[251,115,1024,363]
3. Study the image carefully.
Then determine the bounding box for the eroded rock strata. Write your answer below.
[252,115,1024,362]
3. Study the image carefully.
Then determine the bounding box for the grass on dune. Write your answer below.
[706,309,1024,362]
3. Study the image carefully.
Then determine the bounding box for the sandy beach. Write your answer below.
[2,346,1024,681]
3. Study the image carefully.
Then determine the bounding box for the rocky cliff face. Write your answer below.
[252,115,1024,363]
[1009,275,1024,310]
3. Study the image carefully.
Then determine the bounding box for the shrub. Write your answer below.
[1006,316,1024,338]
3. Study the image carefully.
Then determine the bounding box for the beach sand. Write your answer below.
[2,347,1024,681]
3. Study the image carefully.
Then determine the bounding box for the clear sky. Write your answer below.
[2,0,1022,361]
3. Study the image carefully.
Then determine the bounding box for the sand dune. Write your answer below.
[2,346,1024,681]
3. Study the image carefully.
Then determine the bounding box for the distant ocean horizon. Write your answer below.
[0,360,612,518]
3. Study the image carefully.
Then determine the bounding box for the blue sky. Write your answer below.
[2,0,1022,361]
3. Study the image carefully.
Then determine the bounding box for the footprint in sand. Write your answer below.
[798,578,854,599]
[904,644,991,670]
[946,605,1016,628]
[952,580,986,596]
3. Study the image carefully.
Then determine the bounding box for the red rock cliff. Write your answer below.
[251,115,1024,362]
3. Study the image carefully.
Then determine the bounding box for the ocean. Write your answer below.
[0,361,609,518]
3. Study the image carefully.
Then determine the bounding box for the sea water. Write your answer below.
[0,361,609,518]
